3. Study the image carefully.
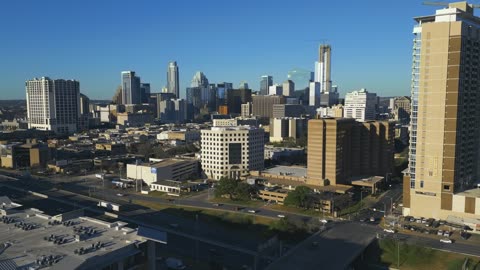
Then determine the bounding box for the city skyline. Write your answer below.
[0,0,446,100]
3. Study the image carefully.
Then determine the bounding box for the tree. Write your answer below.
[214,177,238,199]
[214,177,254,201]
[284,186,313,208]
[235,182,253,201]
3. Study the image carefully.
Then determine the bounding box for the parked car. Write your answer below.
[320,219,329,224]
[440,238,453,244]
[384,228,396,233]
[212,203,222,207]
[461,231,471,240]
[370,217,376,222]
[437,230,444,236]
[277,214,286,218]
[247,210,257,214]
[443,231,451,237]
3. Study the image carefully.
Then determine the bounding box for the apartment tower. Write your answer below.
[26,77,80,134]
[403,2,480,220]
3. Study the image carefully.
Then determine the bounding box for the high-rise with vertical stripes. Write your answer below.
[403,2,480,223]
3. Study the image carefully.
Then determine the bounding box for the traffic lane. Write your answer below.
[157,233,271,270]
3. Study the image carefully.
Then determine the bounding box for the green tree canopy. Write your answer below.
[284,186,313,208]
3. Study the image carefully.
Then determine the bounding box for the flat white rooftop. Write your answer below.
[0,208,146,269]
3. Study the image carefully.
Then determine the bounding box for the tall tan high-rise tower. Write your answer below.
[403,2,480,222]
[314,45,332,92]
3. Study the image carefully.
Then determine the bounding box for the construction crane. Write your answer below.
[422,1,480,9]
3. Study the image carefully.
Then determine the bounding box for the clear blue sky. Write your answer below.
[0,0,459,99]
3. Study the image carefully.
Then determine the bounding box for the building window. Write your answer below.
[410,180,415,189]
[443,185,450,191]
[420,180,424,188]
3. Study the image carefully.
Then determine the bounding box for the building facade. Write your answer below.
[272,104,305,118]
[307,118,394,186]
[167,61,179,98]
[309,81,321,107]
[268,84,283,96]
[282,80,295,97]
[127,158,199,186]
[260,75,273,95]
[252,95,286,118]
[403,2,480,222]
[121,71,141,105]
[226,89,252,114]
[344,88,377,122]
[269,117,308,142]
[201,126,264,180]
[26,77,80,134]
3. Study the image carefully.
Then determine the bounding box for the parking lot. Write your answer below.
[384,215,478,244]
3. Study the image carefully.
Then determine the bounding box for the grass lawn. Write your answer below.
[131,199,309,243]
[363,238,480,270]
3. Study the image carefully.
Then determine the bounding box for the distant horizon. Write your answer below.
[0,0,451,99]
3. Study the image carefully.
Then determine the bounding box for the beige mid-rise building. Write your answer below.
[403,2,480,226]
[307,118,394,186]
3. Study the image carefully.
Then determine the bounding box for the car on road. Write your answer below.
[370,217,376,222]
[247,210,258,214]
[116,193,125,197]
[383,228,396,233]
[169,223,179,229]
[437,230,444,236]
[320,219,329,224]
[443,231,451,237]
[440,238,453,244]
[212,203,222,207]
[277,214,285,218]
[359,218,366,222]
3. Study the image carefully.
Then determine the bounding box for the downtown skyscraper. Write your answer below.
[403,2,480,221]
[315,44,332,92]
[121,71,141,105]
[260,75,273,95]
[167,61,180,98]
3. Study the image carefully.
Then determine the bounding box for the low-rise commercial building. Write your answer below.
[126,158,199,186]
[117,112,154,127]
[95,142,127,156]
[0,202,163,269]
[156,130,200,143]
[150,180,201,195]
[264,146,304,160]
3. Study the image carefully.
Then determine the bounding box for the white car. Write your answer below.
[277,214,285,218]
[384,228,396,233]
[440,238,452,244]
[116,193,125,197]
[320,219,329,224]
[247,210,257,214]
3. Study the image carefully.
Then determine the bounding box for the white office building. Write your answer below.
[268,84,283,96]
[26,77,80,134]
[201,126,264,180]
[344,88,377,122]
[309,81,321,107]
